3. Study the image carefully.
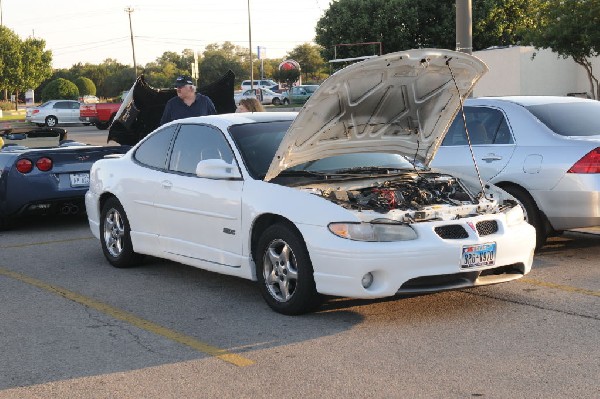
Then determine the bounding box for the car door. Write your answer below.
[431,106,516,183]
[53,101,70,123]
[125,125,178,241]
[154,123,243,269]
[68,101,81,123]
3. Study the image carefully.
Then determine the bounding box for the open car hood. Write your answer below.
[265,49,487,181]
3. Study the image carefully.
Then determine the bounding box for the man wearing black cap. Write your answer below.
[159,75,217,125]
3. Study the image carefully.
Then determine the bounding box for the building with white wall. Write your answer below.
[472,46,599,98]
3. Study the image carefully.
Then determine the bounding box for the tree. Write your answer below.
[526,0,600,99]
[314,0,546,59]
[142,49,197,88]
[41,78,79,102]
[315,0,455,61]
[74,76,96,96]
[272,68,301,90]
[200,42,247,86]
[0,26,22,102]
[472,0,544,50]
[286,43,327,83]
[18,37,53,105]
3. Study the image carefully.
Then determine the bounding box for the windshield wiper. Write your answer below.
[331,166,411,175]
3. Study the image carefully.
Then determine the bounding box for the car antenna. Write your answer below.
[446,58,488,200]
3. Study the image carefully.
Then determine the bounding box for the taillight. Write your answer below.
[567,148,600,174]
[16,159,33,173]
[36,157,53,171]
[32,109,39,115]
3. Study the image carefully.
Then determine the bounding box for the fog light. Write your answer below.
[361,272,374,289]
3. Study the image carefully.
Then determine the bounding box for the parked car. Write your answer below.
[240,79,278,91]
[431,96,600,249]
[85,49,535,315]
[26,100,82,127]
[288,85,319,104]
[234,88,289,105]
[0,126,129,229]
[80,102,122,130]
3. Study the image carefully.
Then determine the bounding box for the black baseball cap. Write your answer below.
[174,75,194,87]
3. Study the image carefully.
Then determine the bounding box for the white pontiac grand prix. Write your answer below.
[85,49,536,315]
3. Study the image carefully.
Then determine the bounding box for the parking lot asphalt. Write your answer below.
[0,214,598,398]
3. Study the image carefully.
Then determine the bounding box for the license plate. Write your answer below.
[461,242,496,269]
[69,173,90,187]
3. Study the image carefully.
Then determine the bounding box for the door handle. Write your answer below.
[161,180,173,189]
[481,154,502,162]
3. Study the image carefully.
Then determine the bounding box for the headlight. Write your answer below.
[505,203,525,226]
[328,222,417,241]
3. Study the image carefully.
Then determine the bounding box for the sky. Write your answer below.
[2,0,332,69]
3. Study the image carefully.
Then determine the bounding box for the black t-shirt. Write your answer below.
[159,94,217,125]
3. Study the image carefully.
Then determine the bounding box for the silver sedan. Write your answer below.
[234,88,289,105]
[432,96,600,249]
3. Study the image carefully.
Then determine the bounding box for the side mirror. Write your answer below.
[196,159,242,179]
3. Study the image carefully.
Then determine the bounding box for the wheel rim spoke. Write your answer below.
[104,208,125,258]
[263,239,298,303]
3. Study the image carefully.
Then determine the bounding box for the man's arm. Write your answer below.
[160,100,172,125]
[205,96,217,115]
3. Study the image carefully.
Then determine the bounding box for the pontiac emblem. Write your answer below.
[466,221,477,233]
[76,155,90,161]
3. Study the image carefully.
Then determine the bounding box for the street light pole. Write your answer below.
[247,0,253,90]
[125,7,137,81]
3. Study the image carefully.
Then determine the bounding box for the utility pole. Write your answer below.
[125,7,137,81]
[455,0,472,55]
[247,0,253,90]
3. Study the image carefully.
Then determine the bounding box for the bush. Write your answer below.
[41,78,79,102]
[0,101,14,111]
[74,76,96,96]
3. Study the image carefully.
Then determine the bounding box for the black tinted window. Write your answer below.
[443,107,513,146]
[525,102,600,136]
[168,124,233,174]
[133,125,176,169]
[229,121,292,179]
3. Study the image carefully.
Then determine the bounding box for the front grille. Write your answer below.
[434,225,468,239]
[476,220,498,236]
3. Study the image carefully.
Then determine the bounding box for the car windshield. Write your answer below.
[305,86,319,93]
[525,102,600,136]
[229,121,415,180]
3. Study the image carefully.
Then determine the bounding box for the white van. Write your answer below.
[240,79,278,91]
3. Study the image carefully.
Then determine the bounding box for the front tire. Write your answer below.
[100,197,143,268]
[502,185,548,249]
[255,223,322,315]
[45,116,58,127]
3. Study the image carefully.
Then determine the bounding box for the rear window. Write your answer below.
[525,102,600,136]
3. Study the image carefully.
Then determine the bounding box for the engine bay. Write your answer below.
[299,172,501,222]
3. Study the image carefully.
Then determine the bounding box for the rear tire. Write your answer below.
[255,223,322,315]
[502,185,548,250]
[100,197,143,268]
[45,116,58,127]
[272,98,281,105]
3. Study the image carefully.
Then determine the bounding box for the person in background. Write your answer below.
[236,98,265,113]
[160,75,216,125]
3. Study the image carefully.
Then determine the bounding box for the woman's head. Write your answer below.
[236,98,265,113]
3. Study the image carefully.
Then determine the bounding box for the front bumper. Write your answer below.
[298,215,535,299]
